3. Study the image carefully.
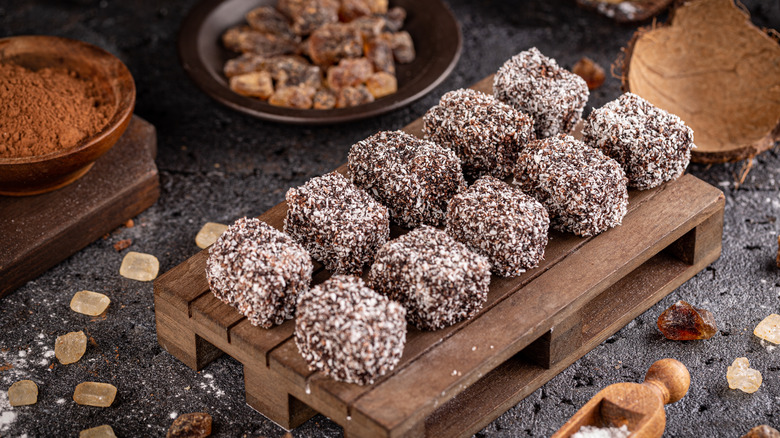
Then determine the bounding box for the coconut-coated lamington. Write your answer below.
[446,176,549,277]
[295,275,406,385]
[422,88,535,179]
[348,130,466,228]
[369,225,491,330]
[493,47,588,139]
[583,92,695,190]
[206,217,313,328]
[514,134,628,237]
[284,171,389,275]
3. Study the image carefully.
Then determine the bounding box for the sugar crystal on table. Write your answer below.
[119,251,159,281]
[206,217,312,328]
[583,92,695,190]
[79,425,117,438]
[572,57,606,90]
[73,382,117,407]
[195,222,229,249]
[295,275,406,385]
[727,357,762,394]
[741,425,780,438]
[423,88,535,179]
[493,47,588,138]
[754,314,780,344]
[167,412,213,438]
[285,171,389,274]
[514,134,628,237]
[8,380,38,406]
[657,300,717,340]
[55,330,87,364]
[70,290,110,316]
[446,176,548,277]
[348,130,465,228]
[369,226,491,330]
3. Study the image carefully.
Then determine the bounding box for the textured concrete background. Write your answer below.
[1,0,779,436]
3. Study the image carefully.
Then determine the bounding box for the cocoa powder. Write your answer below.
[0,63,114,158]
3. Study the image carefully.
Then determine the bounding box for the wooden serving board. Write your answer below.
[0,116,160,299]
[154,78,724,438]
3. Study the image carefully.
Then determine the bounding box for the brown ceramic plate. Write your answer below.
[0,36,135,196]
[178,0,462,124]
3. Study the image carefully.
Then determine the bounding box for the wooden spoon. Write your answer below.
[552,358,690,438]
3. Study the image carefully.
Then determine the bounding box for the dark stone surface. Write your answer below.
[1,0,778,436]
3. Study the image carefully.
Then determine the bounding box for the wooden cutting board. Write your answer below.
[154,78,724,438]
[0,116,160,299]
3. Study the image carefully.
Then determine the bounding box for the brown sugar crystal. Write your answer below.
[657,300,717,340]
[167,412,213,438]
[0,63,114,158]
[741,425,780,438]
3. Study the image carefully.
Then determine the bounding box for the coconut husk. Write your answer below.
[617,0,780,164]
[576,0,674,23]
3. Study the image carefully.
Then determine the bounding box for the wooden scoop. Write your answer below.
[552,358,690,438]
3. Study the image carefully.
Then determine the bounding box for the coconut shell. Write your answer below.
[576,0,674,23]
[619,0,780,164]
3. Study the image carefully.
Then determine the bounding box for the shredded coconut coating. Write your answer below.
[583,92,695,190]
[206,217,313,328]
[295,275,406,385]
[284,171,390,275]
[348,130,466,228]
[368,225,491,330]
[445,176,549,277]
[493,47,588,139]
[514,134,628,237]
[422,88,535,179]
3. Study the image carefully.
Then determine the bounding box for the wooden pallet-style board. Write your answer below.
[154,107,724,437]
[0,116,160,299]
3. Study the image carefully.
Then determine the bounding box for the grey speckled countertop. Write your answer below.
[1,0,779,436]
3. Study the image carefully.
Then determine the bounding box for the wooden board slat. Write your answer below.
[0,116,159,299]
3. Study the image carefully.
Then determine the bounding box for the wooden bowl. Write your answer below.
[0,36,135,196]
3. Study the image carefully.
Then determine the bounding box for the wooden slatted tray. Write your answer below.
[154,79,724,438]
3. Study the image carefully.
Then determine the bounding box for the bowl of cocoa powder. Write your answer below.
[0,36,135,196]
